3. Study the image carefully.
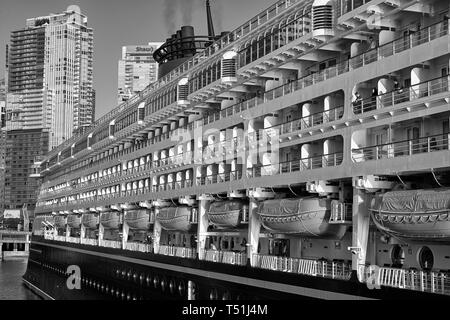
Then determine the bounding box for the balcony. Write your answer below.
[361,266,450,296]
[200,249,247,266]
[352,133,450,163]
[264,105,344,138]
[247,152,343,178]
[350,20,449,70]
[353,75,450,115]
[158,245,197,259]
[196,170,243,186]
[252,254,352,280]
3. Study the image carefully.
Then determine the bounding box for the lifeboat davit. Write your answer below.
[100,211,121,229]
[156,206,194,232]
[371,188,450,240]
[208,200,247,228]
[257,197,347,238]
[67,214,81,228]
[81,213,99,229]
[125,209,151,230]
[54,215,67,229]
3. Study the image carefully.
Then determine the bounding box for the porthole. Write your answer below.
[178,281,186,296]
[161,277,167,292]
[153,275,159,289]
[222,291,231,300]
[209,288,218,300]
[169,279,175,294]
[418,246,434,270]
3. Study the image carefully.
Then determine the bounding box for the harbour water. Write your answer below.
[0,258,40,300]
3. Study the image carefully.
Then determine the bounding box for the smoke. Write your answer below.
[180,0,195,26]
[163,0,224,36]
[212,0,223,34]
[163,0,177,35]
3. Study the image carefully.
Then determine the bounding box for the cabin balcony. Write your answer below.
[196,169,243,186]
[251,254,352,280]
[353,75,450,116]
[157,245,197,259]
[199,249,247,266]
[352,133,450,163]
[247,152,343,178]
[360,265,450,296]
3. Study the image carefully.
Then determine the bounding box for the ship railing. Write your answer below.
[158,245,197,259]
[353,74,450,115]
[82,238,98,246]
[350,19,449,69]
[101,240,121,249]
[197,169,243,186]
[199,249,247,266]
[54,235,66,242]
[66,236,81,244]
[352,132,450,162]
[252,254,352,280]
[338,0,372,16]
[247,152,343,178]
[362,266,450,296]
[125,242,152,253]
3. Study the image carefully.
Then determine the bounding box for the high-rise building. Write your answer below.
[6,5,94,150]
[0,79,6,128]
[1,5,94,211]
[117,43,163,103]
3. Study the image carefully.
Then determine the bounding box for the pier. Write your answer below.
[0,231,31,261]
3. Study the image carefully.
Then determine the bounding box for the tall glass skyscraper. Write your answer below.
[1,5,94,212]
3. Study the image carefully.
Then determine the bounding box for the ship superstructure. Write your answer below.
[25,0,450,300]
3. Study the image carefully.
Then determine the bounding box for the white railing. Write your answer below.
[82,238,98,246]
[100,240,121,249]
[252,254,352,280]
[158,245,197,259]
[66,236,81,244]
[200,249,247,266]
[125,242,152,253]
[361,266,450,296]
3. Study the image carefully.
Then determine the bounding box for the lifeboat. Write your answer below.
[257,197,347,238]
[54,215,67,229]
[100,211,121,229]
[371,188,450,240]
[67,214,81,228]
[156,206,194,232]
[208,200,247,228]
[81,213,99,229]
[125,209,151,230]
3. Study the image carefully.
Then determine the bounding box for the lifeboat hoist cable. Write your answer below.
[431,168,446,188]
[288,184,300,197]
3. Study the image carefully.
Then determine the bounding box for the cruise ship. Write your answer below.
[23,0,450,300]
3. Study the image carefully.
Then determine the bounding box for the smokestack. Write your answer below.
[206,0,215,39]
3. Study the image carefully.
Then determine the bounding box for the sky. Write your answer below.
[0,0,275,120]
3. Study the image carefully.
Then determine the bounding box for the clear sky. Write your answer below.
[0,0,275,120]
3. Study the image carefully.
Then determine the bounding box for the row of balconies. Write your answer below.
[40,17,449,199]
